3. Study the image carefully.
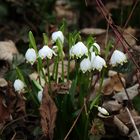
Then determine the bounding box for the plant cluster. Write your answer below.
[10,28,127,139]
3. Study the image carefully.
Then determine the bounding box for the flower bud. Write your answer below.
[90,42,101,54]
[38,90,43,102]
[25,48,37,65]
[98,106,109,116]
[14,79,25,92]
[110,50,127,66]
[38,45,56,59]
[52,31,64,43]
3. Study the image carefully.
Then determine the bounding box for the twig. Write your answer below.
[117,73,133,108]
[11,132,16,140]
[114,116,129,135]
[0,114,37,135]
[126,107,140,140]
[64,106,84,140]
[96,0,140,73]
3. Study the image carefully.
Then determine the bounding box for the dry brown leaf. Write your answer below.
[39,85,57,139]
[113,84,139,103]
[50,81,71,95]
[102,71,125,95]
[0,82,16,123]
[116,108,139,127]
[80,28,106,35]
[15,93,26,117]
[102,78,114,95]
[0,78,8,87]
[0,40,18,62]
[90,118,105,135]
[0,95,11,123]
[103,100,122,112]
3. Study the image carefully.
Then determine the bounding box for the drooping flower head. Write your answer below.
[80,58,92,73]
[52,31,64,44]
[92,55,106,71]
[90,42,101,54]
[38,45,56,59]
[14,79,25,92]
[110,50,127,66]
[38,90,43,102]
[70,42,88,59]
[25,48,37,65]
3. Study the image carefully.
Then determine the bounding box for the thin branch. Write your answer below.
[117,73,133,108]
[126,107,140,140]
[64,106,84,140]
[96,0,140,78]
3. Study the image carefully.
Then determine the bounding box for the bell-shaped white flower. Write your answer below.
[80,58,92,73]
[110,50,127,66]
[92,55,106,71]
[90,42,101,54]
[52,31,64,44]
[25,48,37,65]
[98,106,109,116]
[70,42,88,59]
[38,90,43,102]
[39,45,56,59]
[14,79,25,92]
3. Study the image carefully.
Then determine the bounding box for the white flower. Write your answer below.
[92,55,106,71]
[110,50,127,66]
[70,42,88,59]
[25,48,37,65]
[38,45,56,59]
[52,45,58,52]
[98,107,109,116]
[90,42,101,54]
[14,79,25,92]
[52,31,64,43]
[80,58,92,73]
[38,90,43,102]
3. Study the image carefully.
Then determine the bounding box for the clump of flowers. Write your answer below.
[11,30,129,139]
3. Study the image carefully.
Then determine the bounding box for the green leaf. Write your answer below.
[112,60,133,74]
[29,31,38,53]
[133,95,140,113]
[43,33,48,45]
[16,67,25,84]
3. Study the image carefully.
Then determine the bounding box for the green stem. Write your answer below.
[90,68,106,111]
[55,55,59,82]
[67,56,70,81]
[46,59,50,83]
[61,58,64,82]
[52,57,57,80]
[41,67,47,84]
[37,61,41,85]
[84,116,89,140]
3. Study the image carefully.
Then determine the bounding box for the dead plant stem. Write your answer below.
[64,106,84,140]
[126,107,140,140]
